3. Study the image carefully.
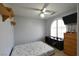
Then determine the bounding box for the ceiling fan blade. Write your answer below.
[9,5,41,11]
[42,3,49,9]
[23,7,41,11]
[51,12,55,15]
[46,10,54,12]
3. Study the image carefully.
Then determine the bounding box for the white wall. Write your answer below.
[0,17,14,56]
[14,16,45,45]
[77,3,79,56]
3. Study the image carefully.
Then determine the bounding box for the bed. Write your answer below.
[11,41,55,56]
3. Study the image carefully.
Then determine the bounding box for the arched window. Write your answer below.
[51,18,66,39]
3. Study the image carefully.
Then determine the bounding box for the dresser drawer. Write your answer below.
[64,43,76,50]
[64,47,77,56]
[64,32,76,36]
[64,38,76,46]
[64,33,77,39]
[64,36,76,41]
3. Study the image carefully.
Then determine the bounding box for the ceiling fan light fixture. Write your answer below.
[44,12,49,14]
[40,13,45,18]
[42,8,46,12]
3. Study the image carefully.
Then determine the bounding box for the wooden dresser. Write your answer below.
[64,32,77,56]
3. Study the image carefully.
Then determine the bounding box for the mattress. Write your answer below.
[11,41,55,56]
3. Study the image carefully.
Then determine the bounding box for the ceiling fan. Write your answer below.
[10,3,55,18]
[23,3,55,18]
[39,3,55,18]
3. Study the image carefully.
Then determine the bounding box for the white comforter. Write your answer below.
[11,41,55,56]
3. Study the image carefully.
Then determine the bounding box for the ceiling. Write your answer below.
[6,3,77,19]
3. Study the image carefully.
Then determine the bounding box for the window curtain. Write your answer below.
[51,18,66,39]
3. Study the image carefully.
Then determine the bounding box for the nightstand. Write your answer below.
[45,36,64,50]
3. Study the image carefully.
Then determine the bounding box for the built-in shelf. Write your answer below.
[0,3,16,26]
[11,19,16,26]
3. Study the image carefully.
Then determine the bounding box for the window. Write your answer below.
[51,18,66,39]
